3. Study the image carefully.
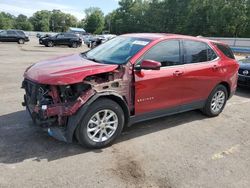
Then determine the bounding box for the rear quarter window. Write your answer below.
[215,43,235,59]
[183,40,217,64]
[16,31,25,36]
[65,34,77,38]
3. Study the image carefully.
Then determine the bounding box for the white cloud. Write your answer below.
[0,0,85,20]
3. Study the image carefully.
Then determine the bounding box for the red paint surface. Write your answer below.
[131,35,239,115]
[44,89,95,118]
[24,34,239,117]
[24,54,118,85]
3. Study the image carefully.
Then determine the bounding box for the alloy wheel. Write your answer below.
[87,109,118,142]
[72,42,77,48]
[48,41,53,47]
[210,90,226,113]
[19,39,24,44]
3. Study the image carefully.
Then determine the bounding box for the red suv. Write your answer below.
[22,33,239,148]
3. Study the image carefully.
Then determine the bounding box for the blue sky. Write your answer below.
[0,0,119,20]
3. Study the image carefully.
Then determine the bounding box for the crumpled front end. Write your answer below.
[22,79,95,128]
[22,64,133,142]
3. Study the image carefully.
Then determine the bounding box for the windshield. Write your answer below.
[83,36,151,65]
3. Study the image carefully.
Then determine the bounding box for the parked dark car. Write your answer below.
[0,30,29,44]
[238,57,250,87]
[39,34,52,44]
[40,33,82,48]
[85,36,104,48]
[84,35,97,47]
[36,33,42,38]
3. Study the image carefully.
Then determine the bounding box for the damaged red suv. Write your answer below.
[22,33,239,148]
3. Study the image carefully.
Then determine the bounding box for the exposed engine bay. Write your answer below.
[22,64,133,129]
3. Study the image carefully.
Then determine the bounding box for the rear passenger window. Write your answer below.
[141,40,181,67]
[57,34,64,38]
[207,48,217,61]
[65,34,75,38]
[183,40,217,64]
[16,31,25,36]
[215,43,235,59]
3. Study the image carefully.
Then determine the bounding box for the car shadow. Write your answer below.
[0,109,206,164]
[235,87,250,98]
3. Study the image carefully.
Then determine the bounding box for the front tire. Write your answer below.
[76,98,125,149]
[47,41,54,47]
[202,85,228,117]
[71,42,78,48]
[18,39,25,44]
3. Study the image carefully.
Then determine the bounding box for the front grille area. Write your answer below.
[22,79,40,105]
[238,68,250,76]
[238,75,250,87]
[22,79,58,127]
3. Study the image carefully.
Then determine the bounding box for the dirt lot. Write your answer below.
[0,37,250,188]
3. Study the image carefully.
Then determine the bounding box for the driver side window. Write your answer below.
[140,40,181,67]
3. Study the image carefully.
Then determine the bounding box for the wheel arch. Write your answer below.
[218,81,231,99]
[66,92,130,143]
[99,94,130,126]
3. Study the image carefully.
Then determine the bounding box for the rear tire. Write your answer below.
[202,85,228,117]
[76,98,125,149]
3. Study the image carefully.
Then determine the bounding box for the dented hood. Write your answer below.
[24,54,118,85]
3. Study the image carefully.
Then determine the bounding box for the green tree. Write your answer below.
[50,10,77,32]
[244,0,250,36]
[107,0,250,37]
[0,12,15,29]
[30,10,51,31]
[77,19,85,29]
[14,14,33,31]
[84,7,104,34]
[187,0,248,37]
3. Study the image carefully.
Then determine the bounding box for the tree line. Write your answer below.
[106,0,250,37]
[0,0,250,37]
[0,10,83,32]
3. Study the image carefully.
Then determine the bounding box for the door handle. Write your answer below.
[173,70,184,76]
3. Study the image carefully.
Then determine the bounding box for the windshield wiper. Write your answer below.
[80,53,101,63]
[87,57,102,63]
[81,52,87,58]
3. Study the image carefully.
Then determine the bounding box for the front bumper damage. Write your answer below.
[21,64,133,143]
[22,79,96,142]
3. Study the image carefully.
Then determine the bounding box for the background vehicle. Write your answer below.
[0,30,29,44]
[84,34,116,48]
[36,33,42,38]
[68,27,86,36]
[238,57,250,87]
[22,33,239,149]
[84,35,98,48]
[40,33,82,48]
[39,34,52,44]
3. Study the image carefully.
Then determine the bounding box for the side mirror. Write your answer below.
[135,59,161,71]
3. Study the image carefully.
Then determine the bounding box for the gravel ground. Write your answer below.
[0,37,250,188]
